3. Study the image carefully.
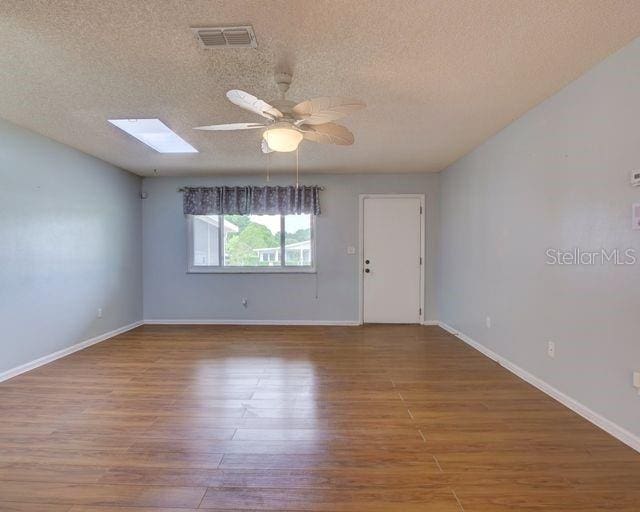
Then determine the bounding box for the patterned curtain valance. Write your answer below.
[183,185,322,216]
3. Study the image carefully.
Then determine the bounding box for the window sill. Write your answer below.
[187,266,316,274]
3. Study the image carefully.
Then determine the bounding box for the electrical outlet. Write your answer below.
[633,371,640,395]
[547,341,555,358]
[485,316,491,329]
[97,308,103,319]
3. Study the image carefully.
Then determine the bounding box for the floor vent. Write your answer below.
[192,26,257,49]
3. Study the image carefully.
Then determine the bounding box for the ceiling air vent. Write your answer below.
[191,26,257,49]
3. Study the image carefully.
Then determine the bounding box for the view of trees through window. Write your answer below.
[223,214,312,267]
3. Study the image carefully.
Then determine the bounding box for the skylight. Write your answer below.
[108,119,198,153]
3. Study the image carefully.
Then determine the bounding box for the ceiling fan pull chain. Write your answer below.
[266,152,271,182]
[295,146,299,188]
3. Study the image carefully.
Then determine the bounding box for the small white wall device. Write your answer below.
[633,371,640,395]
[633,203,640,231]
[632,170,640,187]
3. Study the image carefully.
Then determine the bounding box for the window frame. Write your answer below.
[187,213,316,274]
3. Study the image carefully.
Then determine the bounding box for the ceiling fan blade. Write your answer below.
[194,122,266,131]
[261,139,273,154]
[226,90,283,119]
[301,123,355,145]
[293,97,365,125]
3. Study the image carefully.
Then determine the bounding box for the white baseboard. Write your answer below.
[438,321,640,454]
[143,319,360,326]
[421,320,440,326]
[0,321,143,383]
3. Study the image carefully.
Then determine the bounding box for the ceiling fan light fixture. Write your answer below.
[262,123,303,152]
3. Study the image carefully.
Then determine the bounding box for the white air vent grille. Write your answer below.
[192,26,257,49]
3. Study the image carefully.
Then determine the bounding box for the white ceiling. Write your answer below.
[2,0,640,177]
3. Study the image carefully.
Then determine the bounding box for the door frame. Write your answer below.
[358,194,425,325]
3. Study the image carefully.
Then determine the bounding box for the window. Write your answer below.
[188,214,314,272]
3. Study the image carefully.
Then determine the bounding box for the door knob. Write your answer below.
[365,268,370,273]
[365,259,370,264]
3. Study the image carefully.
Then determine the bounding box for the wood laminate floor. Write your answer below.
[0,324,639,511]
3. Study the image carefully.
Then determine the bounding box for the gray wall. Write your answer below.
[0,118,143,374]
[142,173,439,322]
[438,38,640,436]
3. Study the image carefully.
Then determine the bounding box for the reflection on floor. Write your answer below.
[0,324,639,511]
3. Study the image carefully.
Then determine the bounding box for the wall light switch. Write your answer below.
[485,316,491,329]
[347,246,356,255]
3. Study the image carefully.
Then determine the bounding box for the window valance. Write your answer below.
[182,185,321,216]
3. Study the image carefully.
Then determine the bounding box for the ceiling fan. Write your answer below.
[194,72,365,153]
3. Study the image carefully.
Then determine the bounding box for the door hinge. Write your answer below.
[419,256,422,265]
[419,308,422,316]
[419,206,423,214]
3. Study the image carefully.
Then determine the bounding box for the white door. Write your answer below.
[362,196,423,323]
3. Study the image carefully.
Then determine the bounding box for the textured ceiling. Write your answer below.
[2,0,640,176]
